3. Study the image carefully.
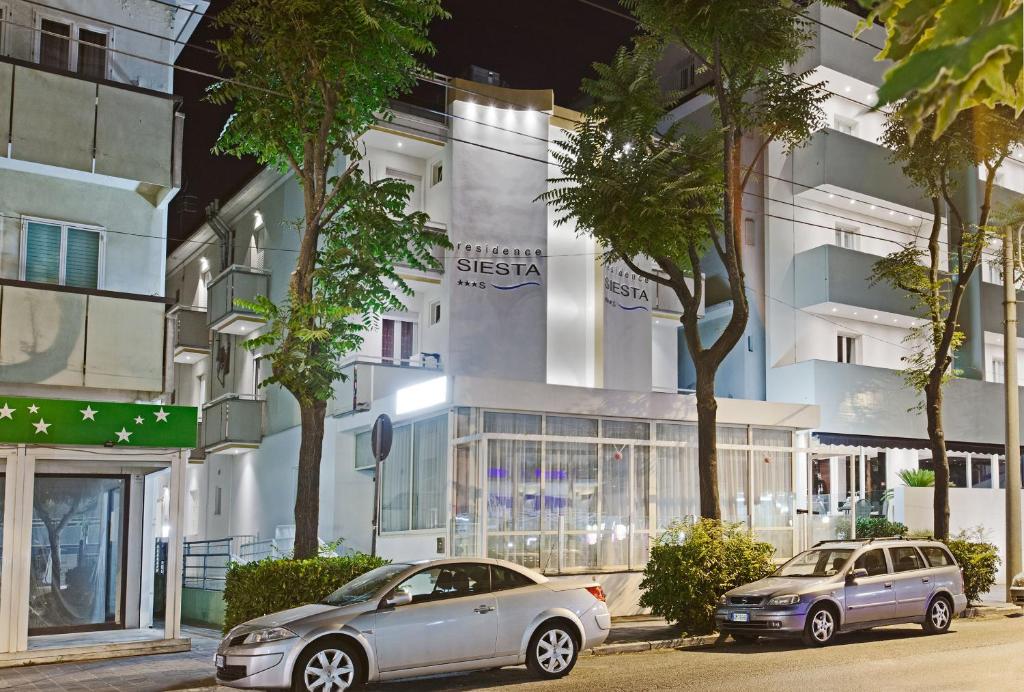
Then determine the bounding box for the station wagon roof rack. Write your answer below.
[867,535,910,543]
[812,535,910,547]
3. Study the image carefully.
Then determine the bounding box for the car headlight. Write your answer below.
[242,627,296,645]
[767,594,801,606]
[718,594,729,605]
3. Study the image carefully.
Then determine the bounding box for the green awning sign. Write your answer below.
[0,396,198,448]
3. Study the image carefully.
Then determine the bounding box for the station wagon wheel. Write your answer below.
[293,638,364,691]
[802,604,837,647]
[527,621,579,679]
[923,596,952,634]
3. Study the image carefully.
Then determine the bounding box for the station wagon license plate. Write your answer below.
[731,612,750,623]
[215,654,225,668]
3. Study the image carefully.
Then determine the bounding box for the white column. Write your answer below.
[164,451,188,641]
[12,447,35,652]
[0,447,22,653]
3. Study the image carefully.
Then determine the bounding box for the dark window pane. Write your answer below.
[24,221,61,284]
[890,546,926,573]
[77,29,107,80]
[490,565,535,591]
[854,549,888,576]
[39,19,71,70]
[65,227,100,288]
[921,546,954,568]
[400,321,413,363]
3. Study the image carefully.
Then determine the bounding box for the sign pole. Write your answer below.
[370,414,393,558]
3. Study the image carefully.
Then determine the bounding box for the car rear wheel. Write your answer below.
[802,605,838,647]
[923,596,952,634]
[293,638,364,691]
[527,621,579,679]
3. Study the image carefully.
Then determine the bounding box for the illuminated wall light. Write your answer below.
[828,193,835,199]
[870,205,876,210]
[199,257,209,272]
[254,210,264,227]
[831,307,837,313]
[396,141,403,148]
[849,198,856,204]
[396,376,448,415]
[873,314,878,320]
[844,85,851,93]
[907,214,914,220]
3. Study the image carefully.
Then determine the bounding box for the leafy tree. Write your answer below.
[871,106,1024,538]
[209,0,449,558]
[546,1,825,519]
[858,0,1023,140]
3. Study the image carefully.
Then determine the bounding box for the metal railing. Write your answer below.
[182,538,232,591]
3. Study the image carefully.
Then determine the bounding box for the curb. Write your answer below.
[586,633,718,656]
[961,604,1021,619]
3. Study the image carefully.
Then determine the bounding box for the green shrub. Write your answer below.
[944,528,1000,604]
[898,468,935,486]
[223,552,388,632]
[639,519,776,635]
[856,517,908,538]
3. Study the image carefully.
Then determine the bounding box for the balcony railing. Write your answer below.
[169,305,210,364]
[332,354,443,415]
[201,394,265,455]
[0,56,180,193]
[0,279,166,393]
[206,265,270,335]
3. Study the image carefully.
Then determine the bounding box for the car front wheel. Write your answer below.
[293,638,364,691]
[802,605,838,647]
[527,621,579,679]
[923,596,952,634]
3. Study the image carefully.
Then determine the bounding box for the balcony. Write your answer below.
[793,3,890,87]
[332,355,444,415]
[207,265,270,335]
[201,394,265,455]
[790,129,931,214]
[768,359,1024,446]
[0,280,165,393]
[794,244,925,319]
[981,281,1024,338]
[169,306,210,364]
[0,58,181,200]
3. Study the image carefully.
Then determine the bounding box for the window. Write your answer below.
[195,374,207,413]
[854,548,889,576]
[77,28,108,80]
[213,486,222,516]
[380,414,447,532]
[394,563,490,604]
[428,300,441,326]
[386,169,423,215]
[992,358,1006,384]
[430,161,443,187]
[381,318,415,365]
[837,334,857,364]
[835,223,859,250]
[744,218,756,246]
[920,546,955,568]
[834,114,858,136]
[0,6,8,56]
[39,18,71,70]
[248,226,267,270]
[491,565,536,591]
[889,546,926,572]
[37,18,109,79]
[21,219,103,288]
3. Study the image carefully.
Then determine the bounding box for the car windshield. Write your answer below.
[775,549,854,577]
[322,564,410,606]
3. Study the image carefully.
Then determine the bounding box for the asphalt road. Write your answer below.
[374,614,1024,692]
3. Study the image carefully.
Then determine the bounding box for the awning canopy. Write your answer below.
[812,432,1019,456]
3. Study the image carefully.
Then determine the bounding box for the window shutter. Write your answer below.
[39,19,71,70]
[65,227,100,288]
[24,221,62,284]
[77,29,108,80]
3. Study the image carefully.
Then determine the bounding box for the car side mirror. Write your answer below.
[384,589,413,608]
[847,568,869,582]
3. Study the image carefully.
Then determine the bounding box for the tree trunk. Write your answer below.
[695,364,721,520]
[293,399,328,559]
[925,377,950,539]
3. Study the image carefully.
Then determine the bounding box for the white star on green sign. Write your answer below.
[154,408,169,422]
[33,419,51,435]
[80,406,97,421]
[0,404,13,420]
[115,428,133,443]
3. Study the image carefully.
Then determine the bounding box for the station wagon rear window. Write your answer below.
[920,546,955,568]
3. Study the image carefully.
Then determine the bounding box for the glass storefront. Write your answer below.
[29,476,127,634]
[447,409,796,573]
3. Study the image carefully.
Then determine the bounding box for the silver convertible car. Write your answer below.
[716,538,968,646]
[215,558,611,690]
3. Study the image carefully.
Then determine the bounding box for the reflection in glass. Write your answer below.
[30,476,126,633]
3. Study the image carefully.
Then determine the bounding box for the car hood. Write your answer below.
[727,575,834,598]
[238,600,373,633]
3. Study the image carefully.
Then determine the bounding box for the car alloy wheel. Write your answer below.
[537,628,574,673]
[924,597,952,634]
[803,606,837,646]
[302,648,356,691]
[527,622,579,679]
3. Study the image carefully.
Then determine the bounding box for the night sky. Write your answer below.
[168,0,636,252]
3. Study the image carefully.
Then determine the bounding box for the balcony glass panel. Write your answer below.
[201,395,264,454]
[206,265,269,335]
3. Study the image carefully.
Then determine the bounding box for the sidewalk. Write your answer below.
[0,606,1018,692]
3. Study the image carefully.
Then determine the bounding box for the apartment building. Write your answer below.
[0,1,205,665]
[167,76,819,615]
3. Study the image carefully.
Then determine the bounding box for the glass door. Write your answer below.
[29,476,128,635]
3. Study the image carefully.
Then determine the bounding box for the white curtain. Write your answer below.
[655,423,699,529]
[412,415,447,530]
[717,426,749,524]
[380,425,413,532]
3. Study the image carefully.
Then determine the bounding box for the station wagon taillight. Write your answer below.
[585,585,606,602]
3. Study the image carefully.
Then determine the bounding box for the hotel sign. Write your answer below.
[453,241,544,292]
[0,396,198,447]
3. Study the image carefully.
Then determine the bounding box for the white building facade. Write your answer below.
[167,79,819,614]
[0,0,206,665]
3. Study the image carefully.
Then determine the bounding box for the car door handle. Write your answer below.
[922,577,930,584]
[883,582,893,589]
[474,605,495,614]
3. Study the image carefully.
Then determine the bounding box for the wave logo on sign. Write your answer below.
[453,240,544,292]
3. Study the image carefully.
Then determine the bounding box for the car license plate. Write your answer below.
[731,612,750,623]
[215,654,225,668]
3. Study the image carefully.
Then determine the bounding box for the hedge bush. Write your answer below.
[856,517,908,538]
[945,529,1000,604]
[223,552,388,632]
[639,519,776,635]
